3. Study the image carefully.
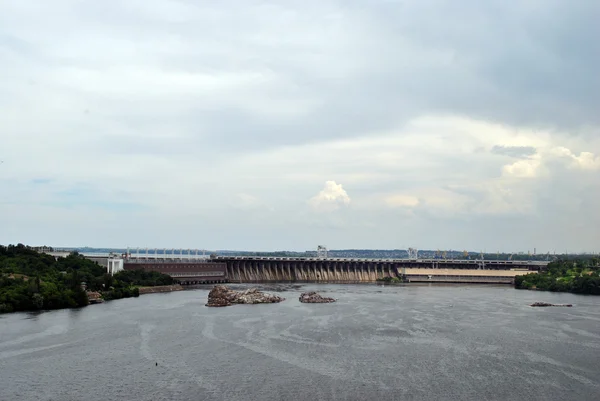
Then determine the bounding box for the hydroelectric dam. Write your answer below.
[46,249,547,285]
[214,256,545,284]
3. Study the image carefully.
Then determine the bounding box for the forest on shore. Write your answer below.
[515,258,600,295]
[0,244,174,313]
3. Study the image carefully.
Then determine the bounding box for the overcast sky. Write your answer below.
[1,0,599,253]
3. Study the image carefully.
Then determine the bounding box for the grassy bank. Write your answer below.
[515,258,600,295]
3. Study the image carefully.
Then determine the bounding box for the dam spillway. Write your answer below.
[213,256,545,284]
[71,249,547,285]
[221,258,396,283]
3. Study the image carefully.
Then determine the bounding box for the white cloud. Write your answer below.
[309,181,351,212]
[502,158,541,178]
[574,152,600,170]
[502,146,600,180]
[548,148,600,171]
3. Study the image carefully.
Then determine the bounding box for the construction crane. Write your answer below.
[317,245,328,259]
[478,251,485,270]
[408,248,419,259]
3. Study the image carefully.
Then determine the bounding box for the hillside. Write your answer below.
[0,244,173,313]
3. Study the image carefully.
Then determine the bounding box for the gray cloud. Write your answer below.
[5,0,597,152]
[491,146,537,158]
[0,0,599,251]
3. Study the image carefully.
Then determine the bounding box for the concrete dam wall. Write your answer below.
[226,260,395,283]
[217,257,540,284]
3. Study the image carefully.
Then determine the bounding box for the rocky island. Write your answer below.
[205,285,285,307]
[530,302,573,307]
[299,291,336,303]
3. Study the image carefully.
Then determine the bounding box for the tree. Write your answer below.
[32,293,44,309]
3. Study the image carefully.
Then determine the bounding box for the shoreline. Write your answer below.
[138,284,184,295]
[221,280,513,286]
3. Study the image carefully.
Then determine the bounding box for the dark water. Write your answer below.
[1,284,599,401]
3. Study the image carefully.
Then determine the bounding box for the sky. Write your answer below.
[1,0,599,253]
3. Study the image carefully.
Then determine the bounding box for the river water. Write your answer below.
[1,284,599,401]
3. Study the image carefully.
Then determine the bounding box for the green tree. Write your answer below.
[1,244,175,314]
[32,293,44,309]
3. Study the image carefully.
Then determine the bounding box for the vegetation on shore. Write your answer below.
[0,244,173,313]
[515,258,600,295]
[114,269,174,287]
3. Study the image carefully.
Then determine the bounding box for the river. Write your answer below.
[1,284,599,401]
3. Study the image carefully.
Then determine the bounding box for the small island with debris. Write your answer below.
[206,285,285,307]
[530,302,573,307]
[299,291,336,303]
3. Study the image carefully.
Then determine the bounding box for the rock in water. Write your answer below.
[86,291,104,304]
[299,291,336,303]
[530,302,573,307]
[206,285,285,307]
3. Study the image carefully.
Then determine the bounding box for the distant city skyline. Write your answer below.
[1,1,598,252]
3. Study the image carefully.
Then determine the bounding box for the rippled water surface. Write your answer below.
[1,284,599,401]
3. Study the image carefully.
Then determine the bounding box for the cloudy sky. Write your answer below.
[1,0,599,253]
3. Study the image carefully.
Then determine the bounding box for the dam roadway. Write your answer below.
[211,256,546,284]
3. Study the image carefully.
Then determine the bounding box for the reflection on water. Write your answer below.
[1,284,599,401]
[23,311,44,320]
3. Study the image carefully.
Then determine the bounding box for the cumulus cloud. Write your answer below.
[502,158,541,178]
[502,146,600,179]
[574,152,600,170]
[549,147,600,170]
[309,181,351,212]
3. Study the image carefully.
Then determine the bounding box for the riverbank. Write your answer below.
[0,245,178,314]
[515,258,600,295]
[138,284,184,295]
